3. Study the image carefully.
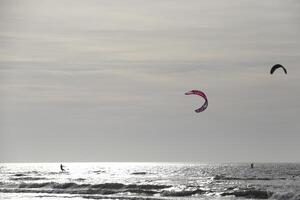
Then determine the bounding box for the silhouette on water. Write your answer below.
[60,164,65,172]
[251,163,254,169]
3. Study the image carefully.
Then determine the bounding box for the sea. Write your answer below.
[0,163,300,200]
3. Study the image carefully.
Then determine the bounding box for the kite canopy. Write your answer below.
[270,64,287,74]
[185,90,208,113]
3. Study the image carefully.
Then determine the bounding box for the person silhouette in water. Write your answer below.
[60,164,65,172]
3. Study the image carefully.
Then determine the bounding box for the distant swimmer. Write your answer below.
[60,164,65,172]
[251,163,254,169]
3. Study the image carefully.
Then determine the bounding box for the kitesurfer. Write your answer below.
[60,164,65,172]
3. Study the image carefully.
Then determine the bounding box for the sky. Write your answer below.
[1,0,300,163]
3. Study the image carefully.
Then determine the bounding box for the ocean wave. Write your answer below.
[3,181,299,199]
[92,170,106,174]
[75,178,85,182]
[11,171,40,177]
[126,184,170,190]
[213,175,283,181]
[0,182,172,196]
[10,177,47,181]
[131,172,147,175]
[0,182,213,197]
[271,192,300,200]
[36,194,167,200]
[14,173,26,177]
[161,189,205,197]
[19,182,50,188]
[47,171,69,175]
[221,189,272,199]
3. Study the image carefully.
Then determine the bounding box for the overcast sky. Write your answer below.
[1,0,300,162]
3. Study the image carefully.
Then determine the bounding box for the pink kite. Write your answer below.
[185,90,208,113]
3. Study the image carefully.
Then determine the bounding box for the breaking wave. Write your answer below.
[0,182,173,196]
[221,189,272,199]
[161,189,205,197]
[271,192,300,200]
[10,177,47,181]
[3,181,299,199]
